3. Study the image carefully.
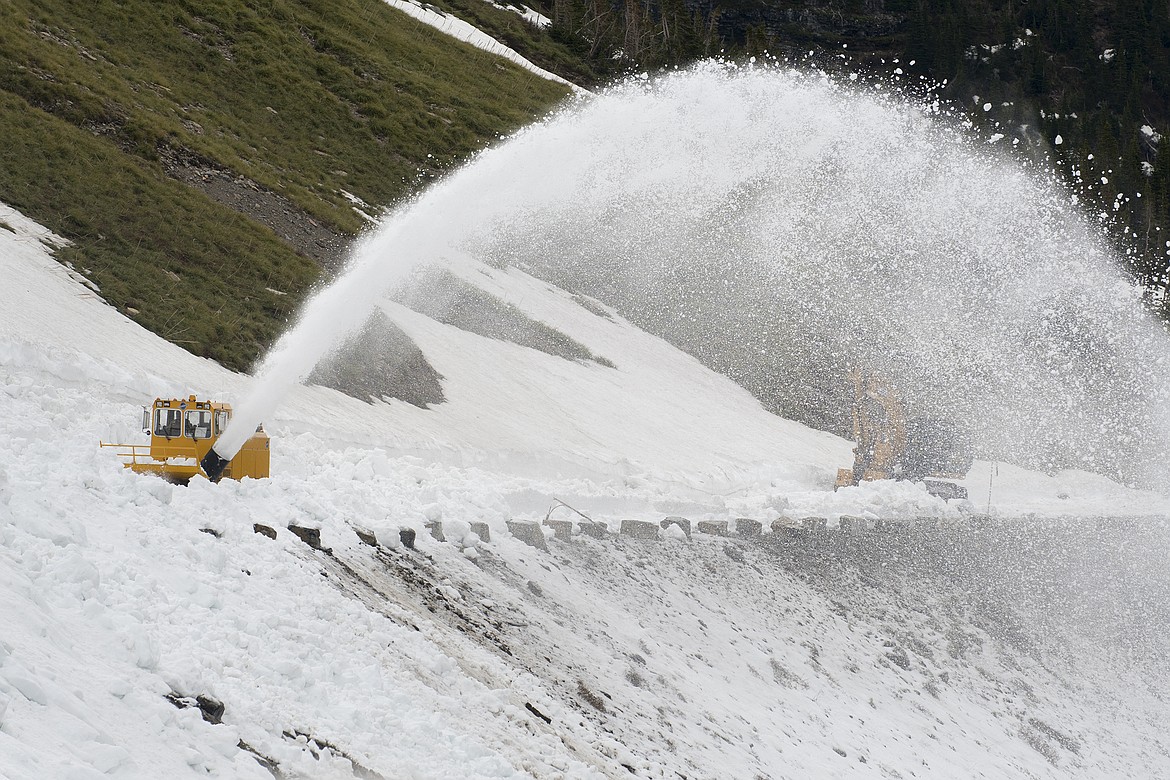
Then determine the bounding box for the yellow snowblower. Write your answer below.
[101,395,269,484]
[835,369,971,500]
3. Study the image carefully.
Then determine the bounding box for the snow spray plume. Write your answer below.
[209,215,444,462]
[217,63,1170,487]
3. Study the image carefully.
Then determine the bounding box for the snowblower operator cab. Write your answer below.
[151,403,217,441]
[102,395,269,484]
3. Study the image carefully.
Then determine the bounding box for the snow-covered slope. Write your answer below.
[2,203,1169,779]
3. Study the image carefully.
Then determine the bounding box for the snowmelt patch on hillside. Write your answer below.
[383,0,583,92]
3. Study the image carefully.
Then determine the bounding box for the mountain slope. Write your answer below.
[0,0,572,371]
[2,202,1169,779]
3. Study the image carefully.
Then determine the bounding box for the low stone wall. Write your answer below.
[507,520,548,551]
[620,519,660,540]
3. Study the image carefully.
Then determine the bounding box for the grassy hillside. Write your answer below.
[0,0,571,371]
[0,91,318,368]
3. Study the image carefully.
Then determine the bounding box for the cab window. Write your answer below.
[154,408,182,438]
[186,410,213,439]
[214,410,230,435]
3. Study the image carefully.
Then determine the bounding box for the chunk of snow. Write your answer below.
[6,673,47,706]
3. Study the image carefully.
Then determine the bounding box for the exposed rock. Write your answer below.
[469,521,491,543]
[308,308,445,408]
[697,520,729,537]
[771,517,802,536]
[165,692,225,725]
[253,523,277,539]
[578,521,608,539]
[660,516,691,538]
[398,269,614,368]
[195,694,225,725]
[158,143,349,270]
[546,519,574,541]
[620,519,660,540]
[525,702,552,724]
[288,524,324,550]
[399,527,417,549]
[507,520,548,551]
[734,518,762,538]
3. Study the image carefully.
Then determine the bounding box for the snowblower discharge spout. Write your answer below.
[101,395,269,485]
[200,448,231,483]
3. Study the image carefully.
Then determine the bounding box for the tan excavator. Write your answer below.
[101,395,269,484]
[835,369,971,500]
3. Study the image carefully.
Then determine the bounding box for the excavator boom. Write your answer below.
[835,370,970,498]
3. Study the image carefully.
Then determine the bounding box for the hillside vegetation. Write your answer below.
[0,0,571,370]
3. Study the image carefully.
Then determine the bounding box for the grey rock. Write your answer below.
[697,520,729,537]
[620,519,660,540]
[507,520,548,551]
[734,518,762,537]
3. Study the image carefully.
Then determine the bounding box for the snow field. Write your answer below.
[3,198,1169,779]
[0,370,609,778]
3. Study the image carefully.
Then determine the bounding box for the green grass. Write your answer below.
[0,0,571,370]
[0,0,570,231]
[0,90,318,370]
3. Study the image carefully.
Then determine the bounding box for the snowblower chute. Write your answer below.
[101,395,269,484]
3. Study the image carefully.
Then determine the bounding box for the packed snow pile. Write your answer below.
[2,203,1169,778]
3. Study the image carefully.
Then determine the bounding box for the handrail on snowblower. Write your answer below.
[98,441,153,465]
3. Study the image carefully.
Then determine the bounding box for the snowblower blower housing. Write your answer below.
[102,395,269,484]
